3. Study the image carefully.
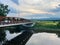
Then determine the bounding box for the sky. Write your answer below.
[0,0,60,19]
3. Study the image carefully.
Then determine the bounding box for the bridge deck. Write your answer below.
[0,22,32,27]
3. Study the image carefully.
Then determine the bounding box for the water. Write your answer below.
[26,33,60,45]
[0,27,33,45]
[0,27,60,45]
[0,28,22,45]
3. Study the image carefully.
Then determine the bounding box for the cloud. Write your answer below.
[50,4,60,12]
[20,8,54,14]
[11,0,19,5]
[19,0,60,17]
[0,0,60,19]
[20,0,60,9]
[0,0,19,9]
[9,7,20,13]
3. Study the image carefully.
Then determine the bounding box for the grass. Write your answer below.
[31,21,60,33]
[33,21,60,29]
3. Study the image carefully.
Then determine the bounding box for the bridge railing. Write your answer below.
[0,16,31,25]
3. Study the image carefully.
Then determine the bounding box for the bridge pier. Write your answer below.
[3,30,33,45]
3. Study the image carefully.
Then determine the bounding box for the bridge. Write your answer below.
[0,16,34,45]
[0,16,33,27]
[0,22,33,27]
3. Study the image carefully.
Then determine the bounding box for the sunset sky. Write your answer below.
[0,0,60,19]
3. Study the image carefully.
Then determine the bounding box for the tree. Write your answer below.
[0,4,10,16]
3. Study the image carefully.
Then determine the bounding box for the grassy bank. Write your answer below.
[33,21,60,29]
[31,21,60,33]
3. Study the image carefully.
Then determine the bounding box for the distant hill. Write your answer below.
[30,17,60,21]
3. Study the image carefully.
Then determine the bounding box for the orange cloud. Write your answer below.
[20,7,55,15]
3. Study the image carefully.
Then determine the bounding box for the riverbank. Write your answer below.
[32,21,60,33]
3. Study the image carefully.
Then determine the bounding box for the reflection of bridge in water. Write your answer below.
[0,27,34,45]
[0,16,34,45]
[3,30,33,45]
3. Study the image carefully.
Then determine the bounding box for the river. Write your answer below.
[26,32,60,45]
[0,27,60,45]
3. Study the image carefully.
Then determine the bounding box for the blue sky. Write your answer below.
[0,0,60,19]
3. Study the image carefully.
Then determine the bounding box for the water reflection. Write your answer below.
[0,27,33,45]
[5,30,21,40]
[0,27,60,45]
[0,27,22,45]
[3,30,33,45]
[26,33,60,45]
[0,28,6,43]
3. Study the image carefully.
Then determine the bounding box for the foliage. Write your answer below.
[57,21,60,28]
[33,21,60,29]
[0,4,10,16]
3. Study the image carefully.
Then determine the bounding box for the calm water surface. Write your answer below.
[0,27,60,45]
[26,32,60,45]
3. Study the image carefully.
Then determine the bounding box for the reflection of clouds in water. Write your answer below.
[26,33,60,45]
[5,30,21,40]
